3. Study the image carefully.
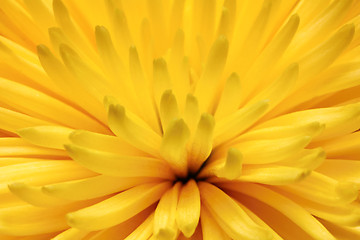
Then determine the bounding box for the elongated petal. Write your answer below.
[0,160,95,184]
[234,135,311,164]
[0,78,101,131]
[184,94,200,133]
[52,228,89,240]
[200,148,243,180]
[214,100,269,146]
[238,202,283,240]
[0,198,100,236]
[188,113,215,173]
[238,122,324,141]
[124,213,154,240]
[107,104,161,157]
[246,63,298,111]
[198,182,272,240]
[316,159,360,187]
[176,180,201,237]
[17,126,72,149]
[67,181,171,231]
[65,144,174,179]
[194,36,228,112]
[278,189,360,227]
[8,182,71,207]
[0,107,51,133]
[159,90,180,132]
[201,206,231,240]
[298,23,354,83]
[237,166,310,185]
[153,58,171,108]
[220,182,336,240]
[278,172,359,206]
[153,182,181,240]
[215,72,241,119]
[43,175,157,201]
[69,130,145,156]
[129,46,160,133]
[160,119,190,177]
[318,131,360,160]
[256,103,360,141]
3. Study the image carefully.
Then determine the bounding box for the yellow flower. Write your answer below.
[1,0,360,239]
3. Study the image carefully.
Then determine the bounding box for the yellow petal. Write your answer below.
[188,113,215,173]
[0,198,100,236]
[0,160,95,185]
[320,219,360,239]
[238,121,324,141]
[37,45,106,124]
[208,148,242,180]
[43,175,157,201]
[59,44,111,101]
[298,23,354,83]
[8,182,71,207]
[128,46,160,133]
[69,130,145,156]
[280,148,325,170]
[0,204,68,236]
[0,107,51,133]
[0,137,67,158]
[238,202,283,240]
[289,0,353,57]
[214,100,269,147]
[246,63,298,111]
[124,213,154,240]
[23,0,56,33]
[200,206,230,240]
[194,36,228,112]
[107,104,161,157]
[67,181,171,231]
[168,29,189,108]
[0,157,39,167]
[317,159,360,187]
[146,0,167,55]
[198,182,272,240]
[176,180,201,237]
[184,94,200,133]
[52,228,89,240]
[220,182,336,240]
[319,131,360,160]
[256,102,360,141]
[153,58,171,108]
[154,182,181,240]
[159,90,180,132]
[52,0,97,61]
[233,135,311,164]
[279,190,360,227]
[278,172,359,206]
[215,72,241,119]
[0,77,103,132]
[160,119,190,177]
[83,206,154,240]
[237,166,310,185]
[217,7,231,38]
[17,126,72,149]
[65,144,174,179]
[236,13,299,102]
[111,8,133,58]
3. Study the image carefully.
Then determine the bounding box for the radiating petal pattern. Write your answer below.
[0,1,360,239]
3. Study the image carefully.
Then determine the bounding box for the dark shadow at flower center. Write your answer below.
[175,154,211,184]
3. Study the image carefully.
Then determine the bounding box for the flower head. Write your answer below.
[1,0,360,239]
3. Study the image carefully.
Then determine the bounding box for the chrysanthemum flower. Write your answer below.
[1,0,360,239]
